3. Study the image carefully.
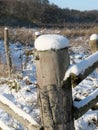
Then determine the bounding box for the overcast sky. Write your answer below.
[49,0,98,11]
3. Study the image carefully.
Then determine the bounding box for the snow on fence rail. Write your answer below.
[0,94,40,130]
[63,51,98,87]
[73,88,98,119]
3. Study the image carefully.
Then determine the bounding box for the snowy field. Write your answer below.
[0,35,98,130]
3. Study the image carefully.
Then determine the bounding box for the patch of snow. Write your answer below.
[34,34,69,51]
[4,27,8,31]
[73,88,98,108]
[64,51,98,80]
[90,34,98,40]
[75,110,98,130]
[0,120,11,130]
[35,31,41,36]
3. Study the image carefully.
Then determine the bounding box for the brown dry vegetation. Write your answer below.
[0,26,35,45]
[0,62,9,78]
[0,24,98,45]
[0,24,98,78]
[61,25,98,38]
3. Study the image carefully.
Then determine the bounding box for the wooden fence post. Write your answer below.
[34,34,74,130]
[4,27,12,78]
[89,34,98,53]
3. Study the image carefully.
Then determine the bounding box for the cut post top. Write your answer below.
[4,27,8,31]
[34,34,69,51]
[90,34,98,41]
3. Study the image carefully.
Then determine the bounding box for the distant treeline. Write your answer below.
[0,0,98,27]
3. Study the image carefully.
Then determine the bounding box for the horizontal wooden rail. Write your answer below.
[63,51,98,87]
[73,88,98,119]
[0,94,41,130]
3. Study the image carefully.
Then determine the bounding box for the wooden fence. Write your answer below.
[0,31,98,130]
[34,34,98,130]
[0,28,41,130]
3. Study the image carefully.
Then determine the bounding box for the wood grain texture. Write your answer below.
[36,48,74,130]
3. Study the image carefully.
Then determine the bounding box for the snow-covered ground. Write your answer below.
[0,35,98,130]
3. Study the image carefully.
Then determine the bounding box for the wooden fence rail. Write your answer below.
[63,51,98,87]
[0,94,40,130]
[73,88,98,119]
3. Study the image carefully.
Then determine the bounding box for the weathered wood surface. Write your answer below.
[36,48,74,130]
[4,28,12,78]
[89,40,98,53]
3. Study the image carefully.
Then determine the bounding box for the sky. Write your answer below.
[49,0,98,11]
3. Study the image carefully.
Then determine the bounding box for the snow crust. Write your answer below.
[34,34,69,51]
[0,94,38,126]
[74,88,98,108]
[0,120,10,130]
[64,51,98,80]
[90,34,98,40]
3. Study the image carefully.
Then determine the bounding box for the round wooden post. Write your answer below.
[89,34,98,53]
[34,34,74,130]
[4,27,12,78]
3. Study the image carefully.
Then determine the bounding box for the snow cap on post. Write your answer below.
[4,27,8,31]
[35,31,41,36]
[34,34,69,51]
[34,31,41,40]
[90,34,98,41]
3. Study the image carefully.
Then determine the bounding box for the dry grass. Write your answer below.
[0,27,5,39]
[0,26,35,46]
[0,64,9,78]
[60,25,98,38]
[9,27,35,46]
[0,24,98,45]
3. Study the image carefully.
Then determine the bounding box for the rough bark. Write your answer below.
[36,48,74,130]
